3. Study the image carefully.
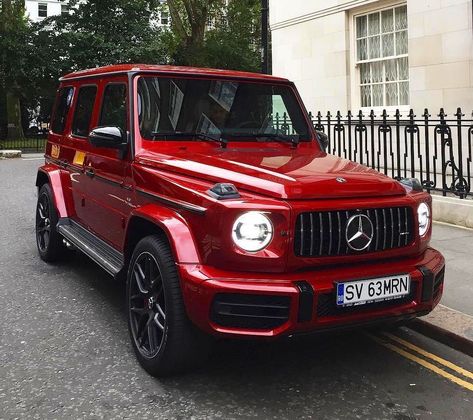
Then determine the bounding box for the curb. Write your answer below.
[0,150,22,159]
[432,195,473,229]
[409,305,473,357]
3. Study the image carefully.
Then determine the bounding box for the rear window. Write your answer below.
[99,84,127,131]
[72,85,97,137]
[51,87,74,134]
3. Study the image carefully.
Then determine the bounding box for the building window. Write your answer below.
[38,3,48,18]
[61,4,69,16]
[355,5,409,108]
[160,12,169,25]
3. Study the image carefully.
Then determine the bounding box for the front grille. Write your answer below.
[210,294,290,329]
[316,282,418,318]
[294,206,414,257]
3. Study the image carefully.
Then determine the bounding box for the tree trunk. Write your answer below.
[6,91,24,139]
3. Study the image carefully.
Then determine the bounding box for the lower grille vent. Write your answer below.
[211,294,290,329]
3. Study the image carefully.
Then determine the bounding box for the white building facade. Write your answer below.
[25,0,68,22]
[25,0,170,27]
[270,0,473,115]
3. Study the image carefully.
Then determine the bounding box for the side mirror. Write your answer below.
[315,130,329,152]
[89,126,127,151]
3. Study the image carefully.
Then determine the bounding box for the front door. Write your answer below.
[80,78,133,250]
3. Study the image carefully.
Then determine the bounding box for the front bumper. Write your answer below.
[178,247,445,338]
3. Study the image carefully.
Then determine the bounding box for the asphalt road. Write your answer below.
[0,156,472,419]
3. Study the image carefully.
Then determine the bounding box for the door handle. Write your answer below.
[85,168,95,178]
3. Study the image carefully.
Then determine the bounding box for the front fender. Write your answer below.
[36,165,73,218]
[128,204,201,264]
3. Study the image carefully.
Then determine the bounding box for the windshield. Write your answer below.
[137,76,311,142]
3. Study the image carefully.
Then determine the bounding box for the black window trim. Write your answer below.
[71,83,99,140]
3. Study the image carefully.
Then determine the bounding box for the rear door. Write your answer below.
[68,83,99,226]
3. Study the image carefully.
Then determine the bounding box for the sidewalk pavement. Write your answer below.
[411,222,473,356]
[430,222,473,317]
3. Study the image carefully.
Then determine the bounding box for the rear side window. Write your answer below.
[99,84,127,131]
[51,87,73,134]
[72,85,97,137]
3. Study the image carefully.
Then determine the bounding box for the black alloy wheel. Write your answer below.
[129,251,167,358]
[36,192,51,253]
[36,184,64,262]
[127,235,212,376]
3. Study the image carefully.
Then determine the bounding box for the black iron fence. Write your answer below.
[0,134,47,153]
[3,109,472,199]
[276,108,472,199]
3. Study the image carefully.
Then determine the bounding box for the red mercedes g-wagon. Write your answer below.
[35,64,445,376]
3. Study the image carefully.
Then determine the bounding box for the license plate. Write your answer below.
[336,274,411,307]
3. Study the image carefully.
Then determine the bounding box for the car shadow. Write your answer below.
[55,250,404,403]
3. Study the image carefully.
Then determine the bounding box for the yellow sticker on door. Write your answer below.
[73,151,86,166]
[51,144,60,159]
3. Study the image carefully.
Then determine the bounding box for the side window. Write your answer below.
[72,85,97,138]
[51,87,74,134]
[99,84,127,131]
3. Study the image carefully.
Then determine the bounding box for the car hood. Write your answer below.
[135,146,406,200]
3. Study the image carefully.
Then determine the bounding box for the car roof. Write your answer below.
[60,64,290,83]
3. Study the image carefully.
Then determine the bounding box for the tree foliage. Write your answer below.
[0,0,31,138]
[165,0,261,71]
[28,0,168,124]
[0,0,264,130]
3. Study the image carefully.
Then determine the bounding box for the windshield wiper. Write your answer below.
[151,131,227,148]
[228,132,300,148]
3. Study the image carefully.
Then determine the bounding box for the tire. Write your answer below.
[35,183,65,262]
[126,235,211,376]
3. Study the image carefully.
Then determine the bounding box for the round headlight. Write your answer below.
[417,202,430,236]
[232,211,273,252]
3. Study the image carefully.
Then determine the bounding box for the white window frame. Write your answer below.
[349,1,410,114]
[38,3,48,18]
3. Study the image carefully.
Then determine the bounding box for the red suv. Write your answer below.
[35,64,445,376]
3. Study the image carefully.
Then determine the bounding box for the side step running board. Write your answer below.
[57,218,124,276]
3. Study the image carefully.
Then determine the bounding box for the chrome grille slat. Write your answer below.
[319,213,323,256]
[337,212,342,254]
[374,209,380,251]
[294,206,414,257]
[328,213,333,255]
[397,208,401,248]
[382,208,387,250]
[309,213,314,256]
[404,207,409,246]
[300,213,304,256]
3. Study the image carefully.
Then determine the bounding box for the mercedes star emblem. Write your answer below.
[345,214,374,251]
